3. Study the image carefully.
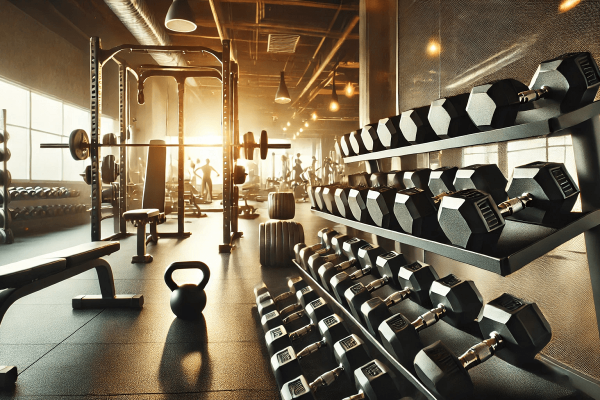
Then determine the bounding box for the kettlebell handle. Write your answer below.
[164,261,211,292]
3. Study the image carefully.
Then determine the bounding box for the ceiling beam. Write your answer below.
[194,19,358,39]
[220,0,358,10]
[291,15,359,106]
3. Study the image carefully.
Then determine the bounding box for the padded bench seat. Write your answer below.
[42,242,120,268]
[0,258,67,290]
[123,208,160,221]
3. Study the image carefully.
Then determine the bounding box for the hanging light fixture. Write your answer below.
[275,71,291,104]
[165,0,197,33]
[311,112,318,121]
[345,82,355,98]
[329,72,339,112]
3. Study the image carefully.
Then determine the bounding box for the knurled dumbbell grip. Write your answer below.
[282,310,305,324]
[309,365,344,391]
[297,338,327,359]
[412,304,446,332]
[335,259,357,272]
[365,276,389,292]
[498,194,533,217]
[288,323,315,341]
[519,86,550,103]
[273,291,295,303]
[349,265,372,279]
[279,303,302,315]
[458,332,503,371]
[384,288,411,307]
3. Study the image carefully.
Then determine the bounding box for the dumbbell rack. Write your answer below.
[306,100,600,399]
[1,109,12,244]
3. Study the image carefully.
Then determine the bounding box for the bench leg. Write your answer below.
[0,366,17,388]
[72,260,144,309]
[146,222,158,245]
[133,222,152,263]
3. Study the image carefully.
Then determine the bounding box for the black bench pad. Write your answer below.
[123,209,160,220]
[42,242,120,268]
[0,258,67,289]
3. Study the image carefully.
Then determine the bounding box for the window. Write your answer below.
[0,77,117,182]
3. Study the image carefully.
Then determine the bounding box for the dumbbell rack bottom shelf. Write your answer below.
[342,100,600,163]
[292,259,600,399]
[311,209,600,276]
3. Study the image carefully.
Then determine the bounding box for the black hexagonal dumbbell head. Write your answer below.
[453,164,507,204]
[397,260,439,308]
[437,189,505,252]
[265,322,314,356]
[308,251,343,281]
[261,307,306,333]
[377,115,410,149]
[315,185,339,211]
[334,187,353,219]
[400,106,439,144]
[374,251,408,287]
[403,168,432,195]
[393,187,442,239]
[330,244,385,307]
[428,93,478,139]
[387,171,406,189]
[369,172,388,188]
[322,186,340,215]
[466,78,530,130]
[349,128,368,155]
[414,294,551,400]
[429,166,458,196]
[348,186,374,224]
[527,52,600,116]
[506,161,579,223]
[478,293,552,365]
[272,327,364,388]
[366,187,400,229]
[345,278,396,323]
[376,285,484,366]
[349,359,401,400]
[361,123,386,153]
[305,297,334,326]
[340,133,356,157]
[349,172,371,187]
[307,185,319,208]
[331,233,351,256]
[319,238,369,291]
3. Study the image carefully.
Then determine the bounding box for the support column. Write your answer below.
[220,40,233,253]
[90,37,102,241]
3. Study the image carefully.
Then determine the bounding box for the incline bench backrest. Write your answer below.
[142,140,166,213]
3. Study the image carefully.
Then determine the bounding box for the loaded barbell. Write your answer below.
[41,129,290,161]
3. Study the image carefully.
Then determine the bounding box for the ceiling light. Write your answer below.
[275,71,291,104]
[427,40,441,56]
[299,128,303,132]
[559,0,580,12]
[287,122,291,126]
[283,127,287,131]
[304,122,309,127]
[311,112,317,121]
[165,0,197,33]
[345,82,355,97]
[329,73,339,112]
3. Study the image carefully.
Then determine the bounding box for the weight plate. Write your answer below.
[102,133,117,145]
[265,221,272,267]
[276,221,283,266]
[0,208,11,227]
[288,221,296,260]
[0,148,10,162]
[69,129,89,161]
[269,221,277,267]
[4,228,14,244]
[0,169,11,187]
[298,222,305,245]
[259,223,265,266]
[282,221,290,261]
[260,130,268,160]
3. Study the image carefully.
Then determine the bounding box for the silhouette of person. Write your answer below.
[197,159,219,201]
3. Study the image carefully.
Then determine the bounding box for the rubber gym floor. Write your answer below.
[0,201,356,400]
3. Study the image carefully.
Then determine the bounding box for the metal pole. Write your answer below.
[90,37,102,241]
[569,115,600,340]
[177,78,185,235]
[1,109,12,243]
[220,40,232,252]
[117,61,127,235]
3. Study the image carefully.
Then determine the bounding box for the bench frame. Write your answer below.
[0,256,143,387]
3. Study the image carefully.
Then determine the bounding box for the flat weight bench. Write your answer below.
[0,241,143,387]
[124,140,167,263]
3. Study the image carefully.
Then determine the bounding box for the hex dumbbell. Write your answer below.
[318,238,369,291]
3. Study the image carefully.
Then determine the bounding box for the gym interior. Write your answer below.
[1,0,600,399]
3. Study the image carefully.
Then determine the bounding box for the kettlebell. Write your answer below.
[164,261,211,320]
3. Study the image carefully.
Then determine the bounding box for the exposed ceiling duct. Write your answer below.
[104,0,186,66]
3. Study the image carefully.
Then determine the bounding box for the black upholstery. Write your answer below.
[142,139,166,212]
[0,258,66,289]
[42,242,120,268]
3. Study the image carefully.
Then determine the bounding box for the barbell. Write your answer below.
[41,129,290,161]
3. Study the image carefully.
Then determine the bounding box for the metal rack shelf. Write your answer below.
[342,101,600,163]
[311,209,600,276]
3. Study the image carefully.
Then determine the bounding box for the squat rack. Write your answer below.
[88,37,240,252]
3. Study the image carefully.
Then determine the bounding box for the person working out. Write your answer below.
[196,159,220,201]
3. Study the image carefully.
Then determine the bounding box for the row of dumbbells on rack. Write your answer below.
[6,186,81,200]
[339,52,600,157]
[310,161,579,252]
[254,228,553,400]
[6,204,88,221]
